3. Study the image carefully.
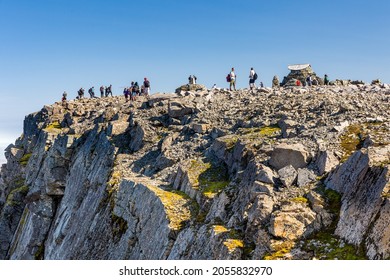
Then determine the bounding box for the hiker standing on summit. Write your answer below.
[249,67,257,90]
[229,67,236,91]
[143,77,151,96]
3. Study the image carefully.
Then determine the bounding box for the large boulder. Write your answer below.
[175,84,207,94]
[269,202,317,240]
[168,100,195,119]
[269,143,309,170]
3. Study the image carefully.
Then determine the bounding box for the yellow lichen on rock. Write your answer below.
[44,121,62,134]
[223,238,244,253]
[147,185,193,231]
[212,225,229,235]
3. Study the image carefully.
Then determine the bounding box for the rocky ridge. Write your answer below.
[0,84,389,260]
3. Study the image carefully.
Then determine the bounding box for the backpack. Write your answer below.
[253,72,258,81]
[226,74,231,82]
[144,80,150,87]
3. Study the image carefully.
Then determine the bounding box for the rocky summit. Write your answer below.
[0,84,389,260]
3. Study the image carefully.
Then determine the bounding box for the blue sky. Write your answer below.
[1,0,390,162]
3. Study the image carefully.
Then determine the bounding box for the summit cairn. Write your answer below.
[281,64,323,86]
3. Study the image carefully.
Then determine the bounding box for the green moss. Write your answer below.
[339,124,364,162]
[188,160,211,187]
[339,122,390,162]
[324,188,342,216]
[34,244,45,260]
[198,162,230,199]
[111,214,128,240]
[195,210,208,223]
[301,185,366,259]
[218,135,239,152]
[19,153,32,166]
[5,185,29,207]
[263,241,295,260]
[303,232,366,260]
[186,159,230,199]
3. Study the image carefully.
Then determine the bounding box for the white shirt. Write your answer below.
[230,71,236,80]
[249,69,255,79]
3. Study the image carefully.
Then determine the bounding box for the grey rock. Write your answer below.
[168,100,195,119]
[316,150,339,175]
[278,165,297,187]
[297,168,316,187]
[269,202,316,240]
[278,119,297,138]
[255,165,276,185]
[269,143,309,170]
[325,146,390,254]
[129,124,144,152]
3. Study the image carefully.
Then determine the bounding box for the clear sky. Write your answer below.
[1,0,390,163]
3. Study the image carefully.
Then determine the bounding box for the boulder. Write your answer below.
[255,165,276,185]
[278,165,297,188]
[269,143,309,170]
[175,84,207,94]
[191,123,210,134]
[297,168,316,187]
[168,100,195,119]
[315,150,339,175]
[269,202,317,240]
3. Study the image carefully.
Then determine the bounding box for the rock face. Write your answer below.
[325,146,390,259]
[0,83,389,260]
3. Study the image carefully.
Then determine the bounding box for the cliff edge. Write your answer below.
[1,85,389,260]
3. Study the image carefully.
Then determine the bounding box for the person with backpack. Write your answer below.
[249,67,257,90]
[77,88,84,99]
[324,74,330,85]
[228,67,236,91]
[130,82,137,101]
[133,82,140,96]
[123,87,129,101]
[107,85,113,96]
[62,91,67,103]
[100,86,105,97]
[88,87,96,98]
[306,76,312,86]
[143,77,151,96]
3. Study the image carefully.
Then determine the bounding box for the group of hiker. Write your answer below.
[61,68,332,103]
[123,78,151,102]
[226,67,330,89]
[62,79,151,102]
[65,85,113,101]
[227,67,262,91]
